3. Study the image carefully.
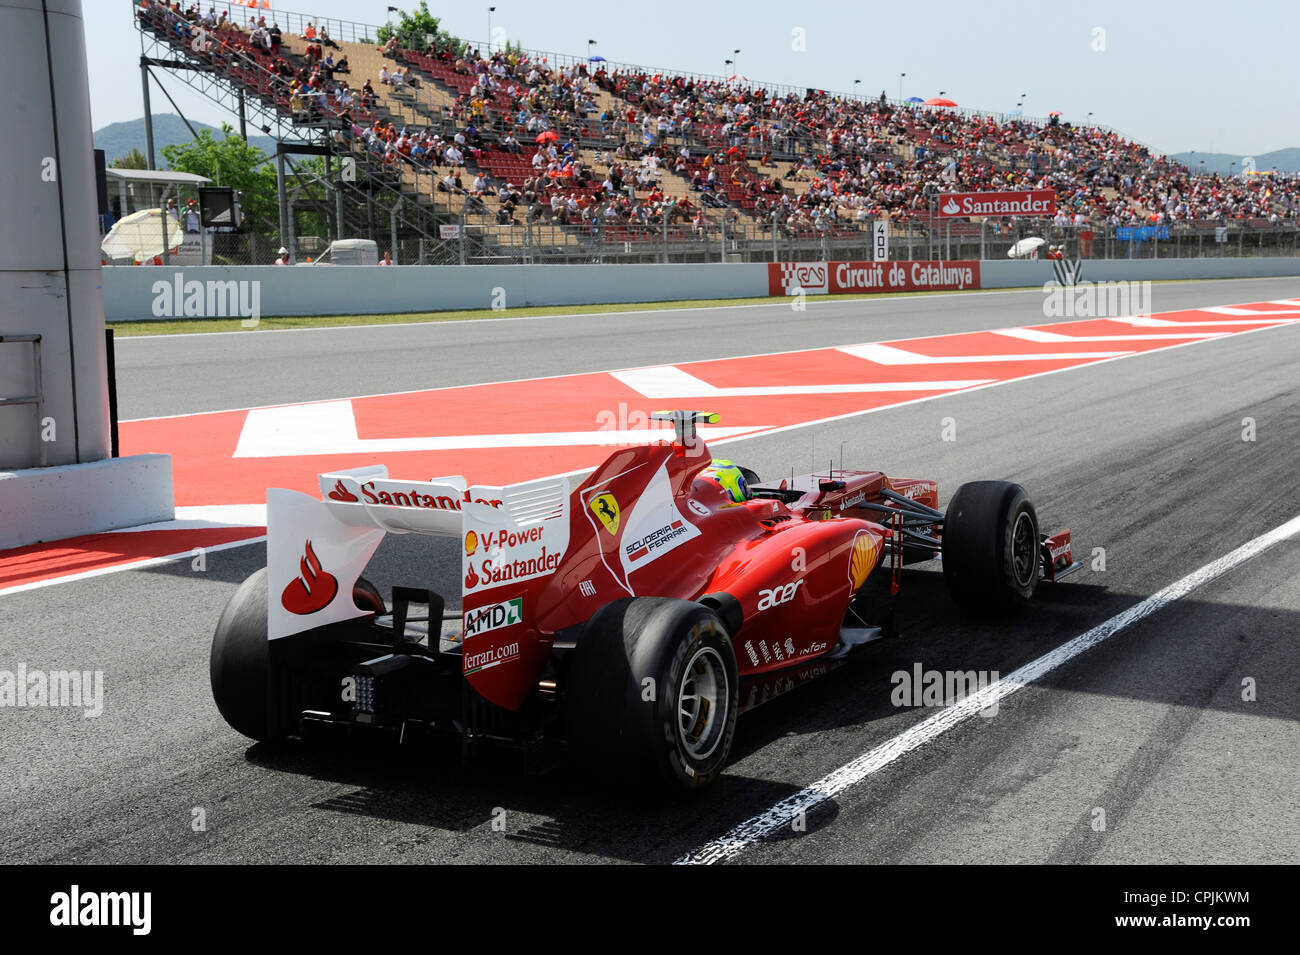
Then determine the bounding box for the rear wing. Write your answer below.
[266,465,570,641]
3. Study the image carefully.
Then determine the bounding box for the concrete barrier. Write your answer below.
[102,257,1300,322]
[103,263,769,321]
[0,453,174,549]
[980,257,1300,288]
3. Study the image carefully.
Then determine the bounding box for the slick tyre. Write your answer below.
[564,598,739,792]
[942,480,1040,613]
[211,571,386,741]
[210,567,279,742]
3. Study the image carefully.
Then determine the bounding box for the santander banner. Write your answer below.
[937,190,1057,218]
[769,260,980,296]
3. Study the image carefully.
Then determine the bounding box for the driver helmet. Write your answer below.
[699,458,751,503]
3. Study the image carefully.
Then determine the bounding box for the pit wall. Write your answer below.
[102,258,1300,322]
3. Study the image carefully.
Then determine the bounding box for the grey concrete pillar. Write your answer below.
[0,0,111,468]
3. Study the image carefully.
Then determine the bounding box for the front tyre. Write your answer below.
[564,598,739,792]
[942,480,1040,612]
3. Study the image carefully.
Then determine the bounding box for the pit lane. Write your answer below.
[1,277,1297,864]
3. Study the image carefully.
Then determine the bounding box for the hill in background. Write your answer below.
[94,114,277,166]
[1169,147,1300,175]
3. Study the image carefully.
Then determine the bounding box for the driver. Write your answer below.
[698,459,752,503]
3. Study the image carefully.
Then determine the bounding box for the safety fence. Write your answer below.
[184,218,1300,267]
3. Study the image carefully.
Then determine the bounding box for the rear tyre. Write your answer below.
[564,598,739,792]
[942,481,1040,613]
[210,568,279,742]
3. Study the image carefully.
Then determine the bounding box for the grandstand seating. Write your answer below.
[133,1,1298,257]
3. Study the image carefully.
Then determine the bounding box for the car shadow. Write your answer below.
[238,561,1296,864]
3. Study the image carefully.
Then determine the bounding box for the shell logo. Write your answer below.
[465,530,479,556]
[848,531,878,590]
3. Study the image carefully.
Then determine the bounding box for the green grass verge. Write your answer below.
[107,286,1043,337]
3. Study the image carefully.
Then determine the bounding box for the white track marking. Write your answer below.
[612,365,993,399]
[677,512,1300,865]
[1112,315,1297,327]
[174,504,269,526]
[108,505,269,532]
[994,327,1222,342]
[1200,305,1300,316]
[125,296,1298,423]
[232,400,763,457]
[838,342,1132,364]
[16,296,1298,594]
[0,536,266,599]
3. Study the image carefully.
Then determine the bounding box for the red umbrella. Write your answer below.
[535,130,558,143]
[924,97,957,107]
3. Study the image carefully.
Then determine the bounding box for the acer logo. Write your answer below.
[281,540,339,615]
[756,580,803,611]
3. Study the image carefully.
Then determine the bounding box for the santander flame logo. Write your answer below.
[281,539,339,615]
[941,198,961,215]
[464,561,479,589]
[327,480,358,502]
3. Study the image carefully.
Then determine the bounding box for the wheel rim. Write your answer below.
[677,644,729,760]
[1011,511,1036,587]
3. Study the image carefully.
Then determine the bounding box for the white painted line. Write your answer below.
[994,327,1222,343]
[232,400,763,458]
[677,511,1300,865]
[1200,305,1300,316]
[110,505,269,532]
[0,536,267,599]
[23,299,1299,595]
[839,342,1132,364]
[124,296,1297,423]
[1111,315,1295,327]
[611,365,994,399]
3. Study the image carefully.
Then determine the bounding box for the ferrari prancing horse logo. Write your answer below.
[590,493,620,535]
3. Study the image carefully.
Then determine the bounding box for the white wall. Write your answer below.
[980,257,1300,287]
[104,263,770,320]
[103,257,1300,322]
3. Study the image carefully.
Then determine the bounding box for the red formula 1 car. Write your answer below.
[211,411,1077,790]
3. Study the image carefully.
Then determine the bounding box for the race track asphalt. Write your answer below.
[2,276,1297,864]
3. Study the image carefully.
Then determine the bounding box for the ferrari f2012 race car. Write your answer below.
[211,411,1077,790]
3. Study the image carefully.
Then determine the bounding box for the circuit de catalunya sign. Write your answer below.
[937,190,1057,218]
[769,260,981,296]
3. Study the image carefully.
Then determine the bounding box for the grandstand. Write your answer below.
[132,1,1299,265]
